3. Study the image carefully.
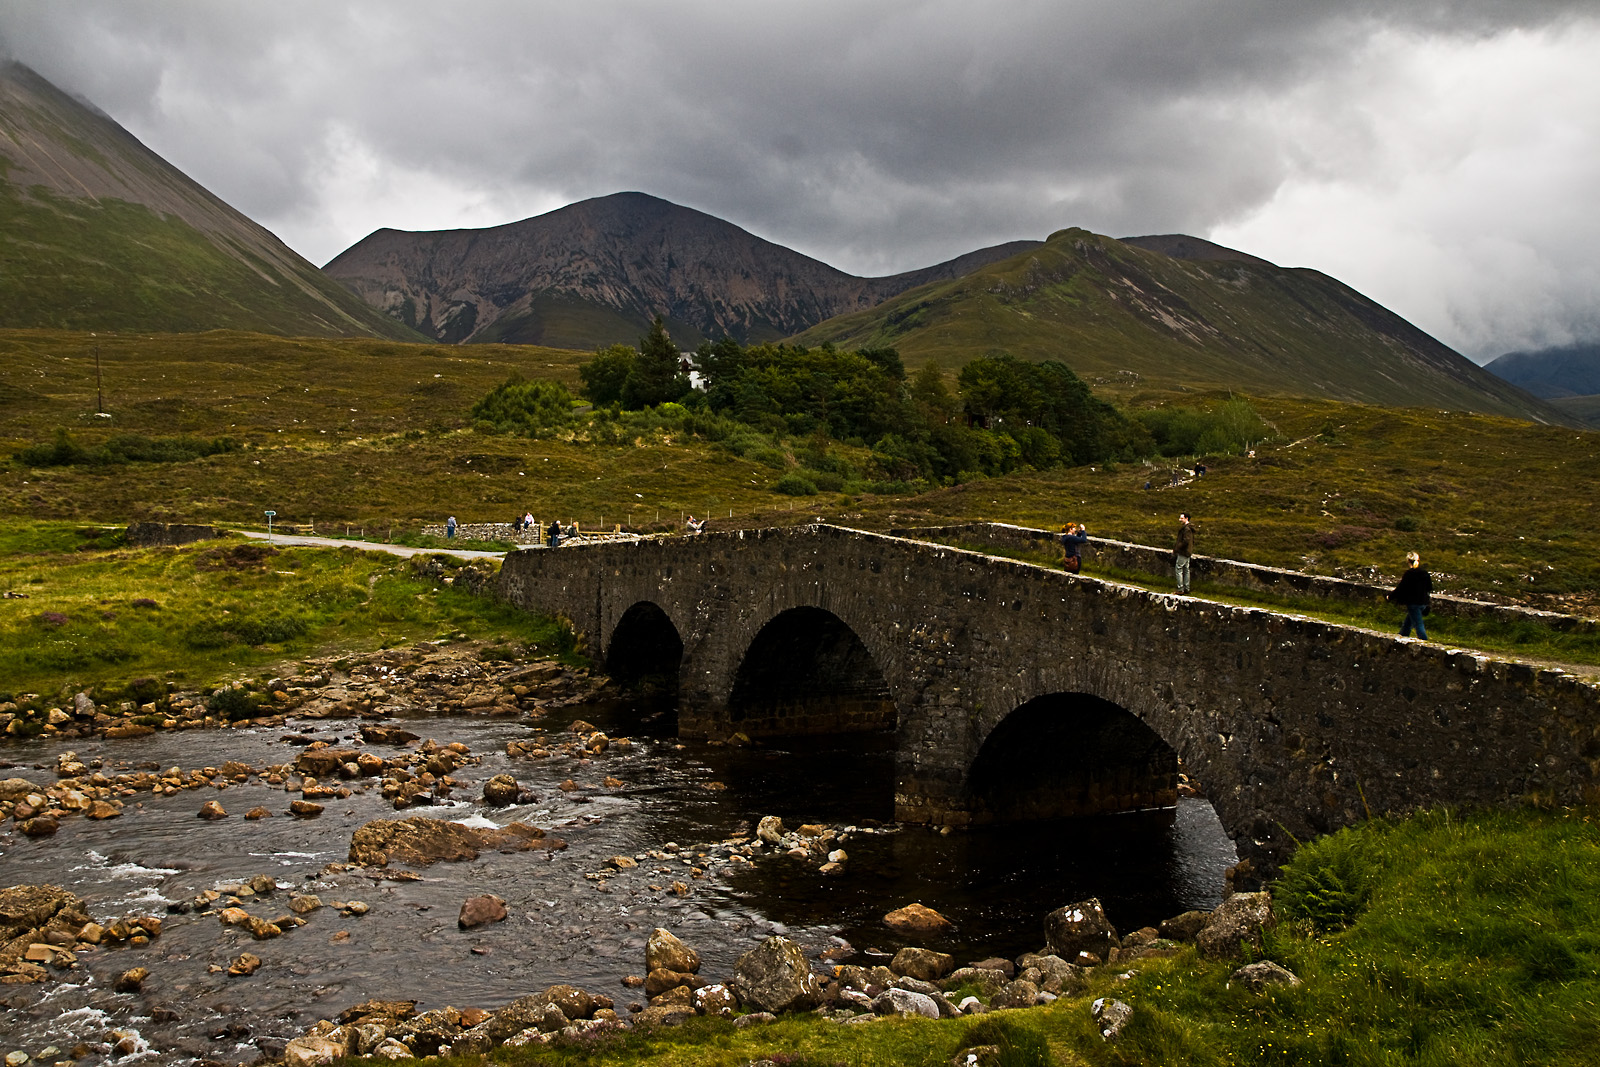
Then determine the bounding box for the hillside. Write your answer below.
[324,191,1039,349]
[0,63,419,340]
[791,228,1565,423]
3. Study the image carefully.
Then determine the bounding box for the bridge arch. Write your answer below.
[965,692,1179,822]
[727,606,897,737]
[605,601,685,690]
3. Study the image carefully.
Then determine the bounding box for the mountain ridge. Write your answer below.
[323,191,1041,348]
[791,227,1566,424]
[0,62,418,339]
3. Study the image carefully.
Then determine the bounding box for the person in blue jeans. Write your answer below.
[446,515,457,539]
[1388,551,1431,639]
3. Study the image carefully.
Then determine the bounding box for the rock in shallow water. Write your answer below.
[883,903,951,935]
[458,894,507,929]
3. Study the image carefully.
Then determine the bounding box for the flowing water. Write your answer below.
[0,695,1235,1064]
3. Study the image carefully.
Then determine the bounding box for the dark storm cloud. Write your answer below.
[1,0,1596,357]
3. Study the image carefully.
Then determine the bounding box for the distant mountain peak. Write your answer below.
[324,192,1041,349]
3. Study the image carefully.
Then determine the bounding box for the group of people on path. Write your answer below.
[1059,511,1433,640]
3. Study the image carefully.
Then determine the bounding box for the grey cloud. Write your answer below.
[2,0,1595,357]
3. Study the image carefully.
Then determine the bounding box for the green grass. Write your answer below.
[0,183,417,339]
[0,520,576,701]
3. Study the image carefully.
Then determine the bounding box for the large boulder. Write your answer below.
[883,903,952,936]
[347,816,557,867]
[1159,910,1211,942]
[646,928,701,974]
[1197,892,1275,959]
[732,936,822,1014]
[1043,897,1119,960]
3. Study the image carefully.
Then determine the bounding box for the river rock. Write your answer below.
[458,894,507,929]
[650,985,694,1008]
[1231,960,1302,993]
[939,967,1008,997]
[1159,910,1211,942]
[883,903,952,935]
[693,983,738,1015]
[113,966,149,992]
[0,778,44,802]
[1015,953,1087,995]
[18,816,58,838]
[482,774,521,806]
[289,895,323,915]
[992,978,1041,1009]
[0,886,90,968]
[645,968,698,996]
[371,1037,413,1059]
[348,816,556,867]
[289,800,324,817]
[1092,997,1133,1041]
[195,800,227,820]
[228,952,262,976]
[646,927,701,974]
[633,1004,693,1029]
[283,1035,344,1067]
[296,748,361,779]
[873,987,940,1019]
[756,815,784,844]
[244,806,272,820]
[1044,897,1119,960]
[891,947,954,981]
[733,935,822,1013]
[1197,892,1275,959]
[86,799,122,819]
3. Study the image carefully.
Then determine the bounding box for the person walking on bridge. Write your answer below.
[1174,513,1194,593]
[1388,551,1432,639]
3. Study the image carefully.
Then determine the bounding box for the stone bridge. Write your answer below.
[496,524,1600,868]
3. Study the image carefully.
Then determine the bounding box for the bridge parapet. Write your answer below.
[496,524,1600,869]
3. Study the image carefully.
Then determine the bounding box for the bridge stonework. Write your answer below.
[496,525,1600,868]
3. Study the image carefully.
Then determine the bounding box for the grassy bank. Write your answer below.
[349,807,1600,1067]
[0,521,574,701]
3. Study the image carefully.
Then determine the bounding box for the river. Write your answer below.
[0,694,1235,1064]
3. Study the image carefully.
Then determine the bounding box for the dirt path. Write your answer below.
[238,529,507,560]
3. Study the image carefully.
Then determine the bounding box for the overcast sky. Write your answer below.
[3,1,1596,361]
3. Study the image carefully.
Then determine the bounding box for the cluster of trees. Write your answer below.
[470,317,1269,491]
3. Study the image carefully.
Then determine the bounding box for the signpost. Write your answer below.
[264,509,277,542]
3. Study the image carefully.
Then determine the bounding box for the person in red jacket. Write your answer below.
[1388,551,1432,639]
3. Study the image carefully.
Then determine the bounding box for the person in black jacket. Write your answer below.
[1388,551,1432,639]
[1059,523,1088,573]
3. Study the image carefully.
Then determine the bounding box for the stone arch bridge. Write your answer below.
[496,525,1600,867]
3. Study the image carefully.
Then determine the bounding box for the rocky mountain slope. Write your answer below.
[0,62,418,340]
[324,191,1040,348]
[792,228,1566,423]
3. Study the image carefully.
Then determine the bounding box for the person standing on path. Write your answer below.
[1174,513,1194,593]
[1388,551,1432,639]
[446,515,457,540]
[1059,522,1088,573]
[546,518,562,548]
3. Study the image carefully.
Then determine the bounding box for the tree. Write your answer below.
[578,344,635,407]
[620,317,691,409]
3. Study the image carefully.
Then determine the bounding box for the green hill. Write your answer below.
[0,62,419,340]
[792,228,1564,423]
